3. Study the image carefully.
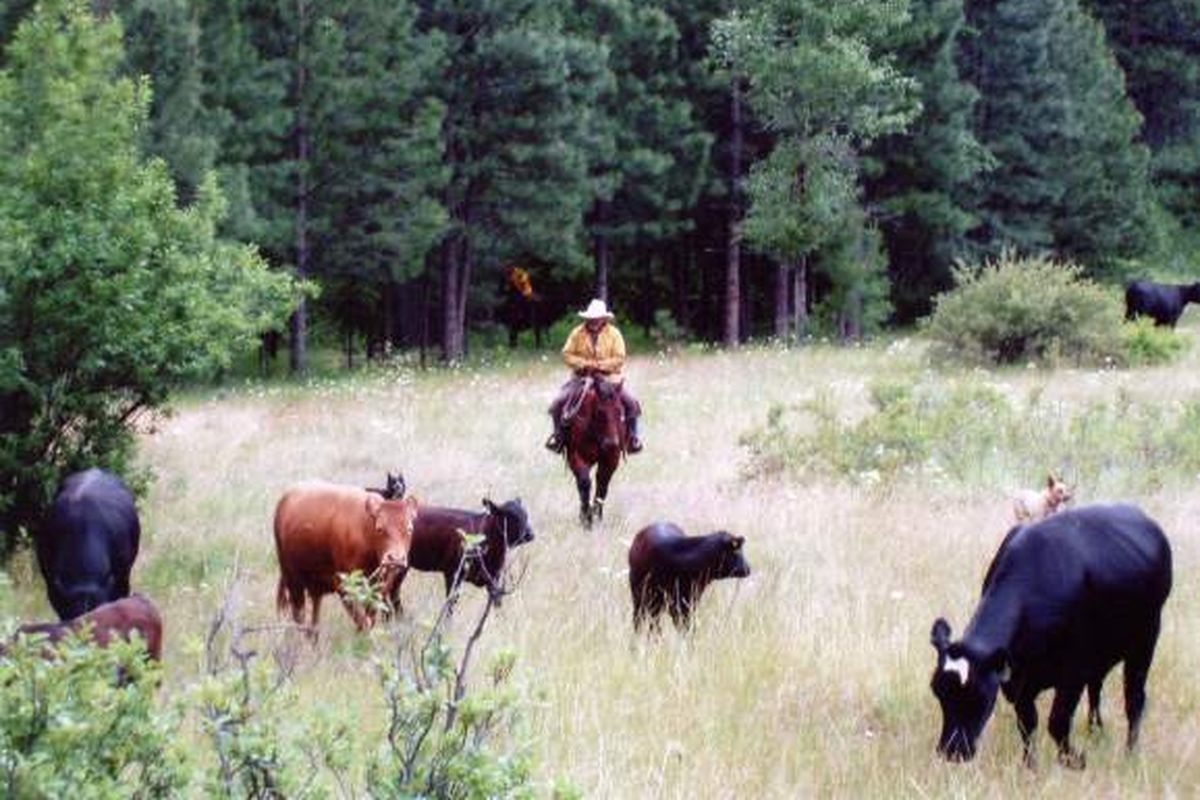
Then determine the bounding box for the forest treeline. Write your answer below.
[2,0,1197,364]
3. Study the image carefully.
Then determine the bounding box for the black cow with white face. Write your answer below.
[930,504,1171,768]
[36,469,141,620]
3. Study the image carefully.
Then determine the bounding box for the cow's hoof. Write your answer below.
[1057,749,1086,770]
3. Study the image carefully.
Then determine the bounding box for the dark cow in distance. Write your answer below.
[274,482,418,632]
[930,504,1172,768]
[6,594,164,662]
[36,469,140,620]
[628,522,750,630]
[366,472,406,500]
[1124,280,1200,327]
[393,498,534,604]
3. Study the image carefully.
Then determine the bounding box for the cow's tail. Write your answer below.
[276,576,295,618]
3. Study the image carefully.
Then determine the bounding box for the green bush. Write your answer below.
[741,378,1200,496]
[0,629,186,799]
[1121,317,1190,366]
[924,252,1124,367]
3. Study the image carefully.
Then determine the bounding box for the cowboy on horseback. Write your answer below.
[545,298,643,454]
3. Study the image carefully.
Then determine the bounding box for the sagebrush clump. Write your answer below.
[924,253,1124,367]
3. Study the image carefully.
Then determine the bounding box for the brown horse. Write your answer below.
[563,375,626,526]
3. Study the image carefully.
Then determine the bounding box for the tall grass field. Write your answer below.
[5,332,1200,797]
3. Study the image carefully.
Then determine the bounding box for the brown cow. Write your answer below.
[5,594,163,661]
[274,482,418,632]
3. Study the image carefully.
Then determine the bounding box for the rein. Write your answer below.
[561,376,593,423]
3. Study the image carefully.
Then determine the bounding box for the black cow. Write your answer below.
[930,504,1172,768]
[36,469,141,620]
[1124,280,1200,327]
[392,498,534,604]
[366,471,406,500]
[628,522,750,630]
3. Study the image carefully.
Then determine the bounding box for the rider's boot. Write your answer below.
[626,415,643,454]
[545,416,566,453]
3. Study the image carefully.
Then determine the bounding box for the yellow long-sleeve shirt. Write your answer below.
[561,323,626,382]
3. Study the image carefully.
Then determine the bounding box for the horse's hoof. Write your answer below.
[1057,749,1086,770]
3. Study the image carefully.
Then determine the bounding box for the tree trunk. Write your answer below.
[289,0,309,375]
[723,74,744,348]
[774,260,789,340]
[441,234,461,362]
[594,199,611,302]
[793,256,808,342]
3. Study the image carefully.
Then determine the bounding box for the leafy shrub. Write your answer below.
[0,629,186,798]
[741,378,1200,496]
[1121,317,1190,366]
[924,252,1124,367]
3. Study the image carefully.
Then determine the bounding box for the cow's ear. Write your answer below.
[483,498,498,513]
[365,493,383,517]
[987,648,1011,683]
[730,535,744,550]
[931,618,951,653]
[1047,472,1057,489]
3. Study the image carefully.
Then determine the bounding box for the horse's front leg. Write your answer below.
[593,451,619,521]
[572,464,593,526]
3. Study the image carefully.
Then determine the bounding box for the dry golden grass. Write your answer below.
[5,332,1200,797]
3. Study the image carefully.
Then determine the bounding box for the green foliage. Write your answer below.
[741,378,1200,495]
[1121,317,1190,366]
[0,0,298,552]
[0,629,185,798]
[923,252,1124,367]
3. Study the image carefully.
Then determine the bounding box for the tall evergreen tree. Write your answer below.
[718,0,918,339]
[1084,0,1200,233]
[867,0,990,322]
[421,0,608,361]
[962,0,1157,268]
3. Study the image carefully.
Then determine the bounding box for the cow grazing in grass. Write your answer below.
[1124,280,1200,327]
[7,594,163,662]
[1012,473,1073,523]
[393,498,534,604]
[37,469,140,621]
[274,482,418,632]
[930,504,1171,769]
[628,522,750,630]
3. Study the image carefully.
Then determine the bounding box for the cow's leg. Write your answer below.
[1124,621,1162,751]
[1014,694,1039,768]
[1048,682,1087,769]
[1087,677,1103,731]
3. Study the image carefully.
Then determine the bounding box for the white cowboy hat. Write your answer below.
[578,299,615,320]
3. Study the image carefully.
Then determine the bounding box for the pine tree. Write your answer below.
[1084,0,1200,232]
[867,0,990,322]
[421,0,608,361]
[718,0,918,339]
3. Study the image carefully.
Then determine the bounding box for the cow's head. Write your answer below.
[929,618,1009,762]
[483,497,535,547]
[711,532,751,580]
[1046,472,1072,510]
[385,472,406,500]
[1186,282,1200,304]
[365,494,418,572]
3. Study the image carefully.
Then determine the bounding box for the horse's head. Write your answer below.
[588,379,626,453]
